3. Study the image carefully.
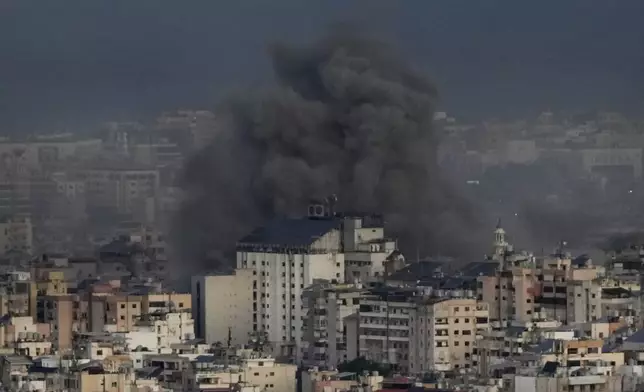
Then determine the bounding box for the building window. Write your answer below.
[120,304,125,309]
[97,350,103,355]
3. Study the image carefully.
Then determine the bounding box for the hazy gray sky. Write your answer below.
[0,0,642,132]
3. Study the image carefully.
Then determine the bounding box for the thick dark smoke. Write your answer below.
[173,29,482,278]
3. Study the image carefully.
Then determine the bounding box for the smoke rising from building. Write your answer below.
[173,29,482,277]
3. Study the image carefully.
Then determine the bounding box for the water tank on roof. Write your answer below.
[308,203,326,218]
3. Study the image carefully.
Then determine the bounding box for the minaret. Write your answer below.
[493,218,508,265]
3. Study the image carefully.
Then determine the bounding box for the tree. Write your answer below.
[337,357,394,377]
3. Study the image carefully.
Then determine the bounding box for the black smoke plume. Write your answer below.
[173,29,481,278]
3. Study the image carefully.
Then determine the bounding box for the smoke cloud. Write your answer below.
[173,29,481,277]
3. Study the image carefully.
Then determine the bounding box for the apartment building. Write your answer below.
[35,270,67,296]
[0,217,33,257]
[154,109,219,149]
[236,206,345,357]
[141,292,190,314]
[41,295,76,350]
[0,135,102,173]
[537,256,602,322]
[104,295,143,332]
[0,272,36,321]
[75,163,159,223]
[409,298,490,373]
[513,370,626,392]
[192,269,254,346]
[127,311,195,349]
[0,316,52,357]
[188,351,297,392]
[301,281,363,367]
[343,215,397,284]
[479,245,603,326]
[358,288,415,371]
[301,369,384,392]
[478,267,539,324]
[567,279,603,323]
[601,287,637,318]
[537,338,625,369]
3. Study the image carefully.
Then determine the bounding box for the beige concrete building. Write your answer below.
[513,372,626,392]
[478,267,539,324]
[76,164,160,223]
[580,148,643,179]
[301,282,363,367]
[72,370,132,392]
[409,298,490,373]
[478,248,603,326]
[0,271,37,319]
[142,292,191,314]
[0,216,33,257]
[358,290,415,371]
[538,338,624,369]
[35,270,67,296]
[0,135,102,173]
[342,215,397,284]
[41,294,76,350]
[105,295,143,332]
[301,368,384,392]
[567,279,603,323]
[192,269,254,346]
[189,353,297,392]
[0,316,52,356]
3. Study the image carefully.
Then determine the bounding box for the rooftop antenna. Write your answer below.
[325,194,338,217]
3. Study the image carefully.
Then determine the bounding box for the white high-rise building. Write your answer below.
[236,203,345,360]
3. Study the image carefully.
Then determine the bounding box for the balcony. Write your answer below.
[568,375,606,385]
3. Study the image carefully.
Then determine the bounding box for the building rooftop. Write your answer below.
[388,260,446,282]
[624,328,644,344]
[237,217,340,248]
[459,261,499,277]
[3,355,33,366]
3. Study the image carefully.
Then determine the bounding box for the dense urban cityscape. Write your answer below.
[0,108,644,392]
[1,2,644,391]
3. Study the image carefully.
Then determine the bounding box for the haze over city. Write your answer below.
[0,2,643,392]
